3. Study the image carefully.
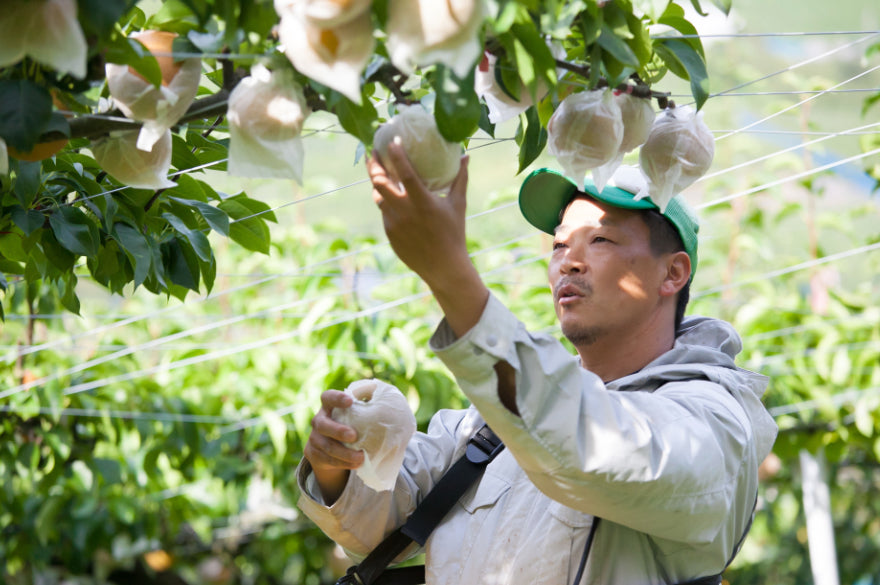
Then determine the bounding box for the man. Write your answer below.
[296,143,778,584]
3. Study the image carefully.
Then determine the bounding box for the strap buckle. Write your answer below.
[336,566,366,585]
[465,425,504,464]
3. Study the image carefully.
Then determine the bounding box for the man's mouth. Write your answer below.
[555,282,586,305]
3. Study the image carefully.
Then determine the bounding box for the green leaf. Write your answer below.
[91,458,122,486]
[656,39,710,109]
[114,223,152,288]
[598,22,639,67]
[218,195,274,254]
[200,251,216,293]
[625,11,653,65]
[59,272,80,315]
[263,410,288,462]
[510,20,558,93]
[48,206,100,257]
[170,196,229,235]
[657,14,705,57]
[1,232,28,263]
[688,0,709,16]
[41,231,76,273]
[147,0,199,27]
[433,66,481,143]
[12,161,42,208]
[331,95,378,145]
[11,208,44,236]
[35,496,65,545]
[88,240,124,291]
[854,399,874,437]
[76,0,129,37]
[0,80,53,152]
[171,134,204,173]
[478,104,496,138]
[162,213,212,262]
[515,107,547,174]
[164,237,200,291]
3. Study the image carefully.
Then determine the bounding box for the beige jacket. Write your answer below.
[297,295,778,584]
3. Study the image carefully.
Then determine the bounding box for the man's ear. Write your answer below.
[659,251,691,297]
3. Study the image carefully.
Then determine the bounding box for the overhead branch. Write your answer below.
[552,59,670,104]
[366,63,415,105]
[35,65,331,145]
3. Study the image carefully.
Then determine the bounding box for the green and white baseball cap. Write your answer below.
[518,166,700,279]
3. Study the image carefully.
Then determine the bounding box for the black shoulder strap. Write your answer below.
[336,424,504,585]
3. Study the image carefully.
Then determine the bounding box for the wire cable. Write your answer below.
[714,64,880,142]
[694,241,880,299]
[696,146,880,209]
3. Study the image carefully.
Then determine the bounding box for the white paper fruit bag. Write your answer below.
[0,0,87,79]
[92,129,176,190]
[275,0,373,27]
[105,31,201,152]
[638,105,714,212]
[276,3,374,104]
[331,379,416,492]
[386,0,486,78]
[227,64,311,181]
[547,89,623,190]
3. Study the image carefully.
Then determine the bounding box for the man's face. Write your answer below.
[548,196,667,347]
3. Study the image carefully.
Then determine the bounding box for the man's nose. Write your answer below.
[559,248,585,274]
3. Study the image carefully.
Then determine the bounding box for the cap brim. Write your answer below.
[518,168,657,234]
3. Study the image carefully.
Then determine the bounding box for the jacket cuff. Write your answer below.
[429,293,521,384]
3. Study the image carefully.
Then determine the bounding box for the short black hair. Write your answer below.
[639,209,690,332]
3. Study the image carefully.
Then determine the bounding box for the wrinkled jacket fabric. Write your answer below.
[297,295,778,584]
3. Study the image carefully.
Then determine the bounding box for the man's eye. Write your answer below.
[552,242,566,250]
[592,236,609,244]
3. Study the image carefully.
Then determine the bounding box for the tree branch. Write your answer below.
[366,63,415,105]
[553,58,670,104]
[59,90,234,142]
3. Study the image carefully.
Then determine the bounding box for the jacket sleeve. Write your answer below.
[429,294,755,545]
[296,407,480,558]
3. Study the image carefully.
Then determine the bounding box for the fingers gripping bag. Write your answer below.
[227,64,311,181]
[105,31,202,152]
[372,104,463,193]
[638,105,714,212]
[330,379,416,492]
[547,89,623,190]
[592,90,655,191]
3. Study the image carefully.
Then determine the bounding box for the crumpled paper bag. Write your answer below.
[92,129,176,190]
[331,379,416,492]
[227,64,311,181]
[638,105,714,212]
[548,89,623,190]
[105,44,201,152]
